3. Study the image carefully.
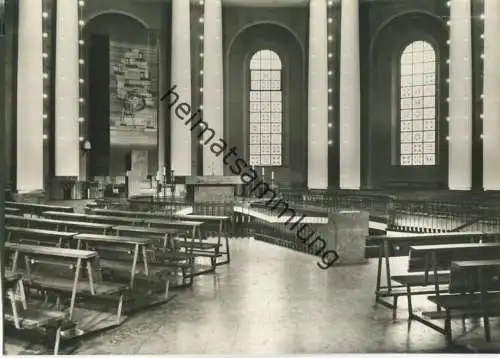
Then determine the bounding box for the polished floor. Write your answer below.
[69,238,493,354]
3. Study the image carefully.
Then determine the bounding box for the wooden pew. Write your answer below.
[6,201,74,216]
[371,232,500,312]
[427,259,500,344]
[42,211,144,227]
[6,214,70,231]
[89,208,173,219]
[6,214,113,235]
[174,214,231,266]
[401,243,500,338]
[3,271,69,354]
[5,207,22,215]
[144,218,205,241]
[6,226,77,247]
[74,233,172,294]
[6,242,127,323]
[113,225,185,250]
[111,225,199,287]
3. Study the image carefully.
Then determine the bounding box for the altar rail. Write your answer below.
[95,188,500,234]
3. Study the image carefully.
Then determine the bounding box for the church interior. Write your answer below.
[1,0,500,354]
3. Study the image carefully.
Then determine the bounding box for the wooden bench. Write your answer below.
[42,211,144,227]
[6,242,127,323]
[6,214,70,231]
[74,233,172,293]
[3,271,69,354]
[6,226,77,247]
[144,218,205,241]
[113,225,185,250]
[6,214,112,235]
[111,225,196,287]
[370,232,500,312]
[401,243,500,337]
[6,201,74,216]
[89,208,173,219]
[427,259,500,344]
[174,214,231,266]
[5,207,22,215]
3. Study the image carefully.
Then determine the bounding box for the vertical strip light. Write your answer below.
[78,0,86,179]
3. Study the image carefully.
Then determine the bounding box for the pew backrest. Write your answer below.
[408,243,500,272]
[450,259,500,293]
[367,232,495,258]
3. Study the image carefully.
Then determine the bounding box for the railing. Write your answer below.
[97,188,500,234]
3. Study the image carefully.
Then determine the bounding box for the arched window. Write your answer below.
[399,40,437,166]
[249,49,282,166]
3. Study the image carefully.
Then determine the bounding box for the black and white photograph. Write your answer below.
[0,0,499,355]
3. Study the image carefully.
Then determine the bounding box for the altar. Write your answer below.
[185,176,244,203]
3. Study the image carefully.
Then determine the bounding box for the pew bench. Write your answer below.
[175,214,232,266]
[6,243,127,324]
[89,208,173,220]
[6,226,77,247]
[111,225,195,287]
[74,233,170,290]
[6,201,74,216]
[5,207,22,215]
[371,232,500,312]
[7,214,113,235]
[42,211,144,227]
[112,225,186,250]
[401,243,500,338]
[3,272,72,355]
[427,259,500,344]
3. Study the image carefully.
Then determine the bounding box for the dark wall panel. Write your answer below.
[88,34,110,176]
[365,2,449,189]
[223,7,308,188]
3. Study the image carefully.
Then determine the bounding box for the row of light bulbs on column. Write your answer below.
[78,0,86,144]
[199,0,205,146]
[41,0,86,141]
[327,0,334,146]
[445,0,485,142]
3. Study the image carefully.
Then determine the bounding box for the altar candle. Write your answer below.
[271,171,275,180]
[163,166,166,176]
[262,167,265,176]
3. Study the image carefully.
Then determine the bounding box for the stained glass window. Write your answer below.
[249,49,282,166]
[399,41,437,166]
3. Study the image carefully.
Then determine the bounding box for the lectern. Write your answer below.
[185,176,243,203]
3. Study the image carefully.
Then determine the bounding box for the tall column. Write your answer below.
[202,0,224,175]
[483,0,500,190]
[17,0,44,192]
[158,7,169,175]
[339,0,360,189]
[308,0,329,189]
[55,0,80,177]
[170,0,192,176]
[448,0,473,190]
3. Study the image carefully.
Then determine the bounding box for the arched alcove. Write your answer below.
[366,12,448,189]
[225,22,306,187]
[84,12,158,179]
